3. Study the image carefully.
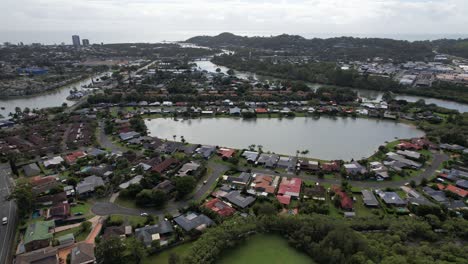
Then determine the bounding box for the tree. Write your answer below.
[7,179,33,218]
[126,237,146,264]
[174,177,196,198]
[151,190,168,209]
[169,253,181,264]
[226,69,235,75]
[96,237,126,264]
[79,221,92,234]
[136,189,153,206]
[215,68,221,73]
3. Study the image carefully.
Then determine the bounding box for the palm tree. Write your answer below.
[173,135,176,141]
[180,135,186,144]
[301,150,309,155]
[296,150,300,157]
[258,145,263,153]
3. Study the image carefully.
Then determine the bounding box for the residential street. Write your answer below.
[0,164,17,264]
[97,121,126,153]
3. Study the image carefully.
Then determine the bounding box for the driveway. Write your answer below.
[97,121,126,153]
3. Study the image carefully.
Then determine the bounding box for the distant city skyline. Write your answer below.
[1,0,468,44]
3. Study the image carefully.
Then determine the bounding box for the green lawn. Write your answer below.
[108,214,148,227]
[218,234,314,264]
[142,242,193,264]
[71,201,94,218]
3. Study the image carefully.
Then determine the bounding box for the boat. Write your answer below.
[0,107,5,110]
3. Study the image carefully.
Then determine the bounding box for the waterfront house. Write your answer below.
[299,160,319,172]
[242,151,259,163]
[256,153,279,168]
[196,145,217,159]
[344,161,367,175]
[277,156,298,172]
[217,148,236,160]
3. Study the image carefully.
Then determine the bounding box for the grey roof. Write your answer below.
[423,187,448,203]
[70,243,95,264]
[177,161,201,177]
[16,248,58,264]
[386,152,422,168]
[23,163,41,177]
[135,220,174,246]
[257,153,279,168]
[76,175,105,194]
[362,190,379,207]
[196,145,216,159]
[119,131,140,141]
[227,172,252,186]
[375,190,406,206]
[119,175,143,189]
[276,156,297,169]
[242,151,259,162]
[154,180,175,193]
[456,179,468,189]
[224,191,256,209]
[87,147,107,157]
[174,212,214,232]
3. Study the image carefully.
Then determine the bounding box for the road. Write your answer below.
[97,121,126,153]
[91,161,228,217]
[0,164,17,264]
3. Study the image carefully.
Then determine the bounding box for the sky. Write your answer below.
[1,0,468,44]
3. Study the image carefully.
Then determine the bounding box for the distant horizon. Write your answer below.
[1,31,468,46]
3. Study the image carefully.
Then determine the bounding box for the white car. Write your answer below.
[140,213,148,217]
[2,217,7,225]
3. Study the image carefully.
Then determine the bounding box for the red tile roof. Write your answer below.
[276,195,291,205]
[332,186,353,210]
[217,148,236,159]
[322,161,340,172]
[204,198,236,217]
[397,141,422,151]
[255,108,268,114]
[65,151,87,164]
[277,177,302,197]
[253,175,276,194]
[152,158,178,174]
[30,176,57,187]
[445,185,468,198]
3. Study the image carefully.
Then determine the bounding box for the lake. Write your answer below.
[145,117,424,161]
[0,73,109,119]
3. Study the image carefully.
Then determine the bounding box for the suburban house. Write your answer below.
[64,151,87,164]
[397,141,422,151]
[224,191,256,209]
[396,150,421,160]
[276,156,298,172]
[322,161,341,172]
[119,175,143,189]
[250,174,279,195]
[102,225,132,240]
[46,203,71,220]
[361,190,379,207]
[401,186,434,206]
[174,212,214,232]
[70,243,96,264]
[242,151,259,163]
[16,247,58,264]
[196,145,217,159]
[344,161,367,175]
[152,158,179,174]
[256,153,279,168]
[444,185,468,198]
[369,161,389,180]
[153,180,175,194]
[423,186,448,203]
[375,190,407,207]
[225,172,252,188]
[385,152,422,170]
[119,131,140,141]
[276,177,302,205]
[24,221,55,252]
[303,184,326,201]
[76,175,105,196]
[299,160,319,172]
[331,186,353,211]
[135,220,174,247]
[204,198,236,217]
[217,148,236,160]
[36,192,67,206]
[43,156,64,169]
[177,161,201,177]
[23,163,41,177]
[87,147,107,157]
[30,175,59,195]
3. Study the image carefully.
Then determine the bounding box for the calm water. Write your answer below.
[145,117,424,160]
[195,60,468,113]
[0,74,107,119]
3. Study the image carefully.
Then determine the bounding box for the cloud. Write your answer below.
[1,0,467,43]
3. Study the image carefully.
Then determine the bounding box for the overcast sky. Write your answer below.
[1,0,468,44]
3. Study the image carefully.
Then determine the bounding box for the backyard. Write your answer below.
[218,234,313,264]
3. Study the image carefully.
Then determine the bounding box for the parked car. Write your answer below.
[2,217,7,225]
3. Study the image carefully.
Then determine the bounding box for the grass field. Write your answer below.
[143,242,193,264]
[218,234,313,264]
